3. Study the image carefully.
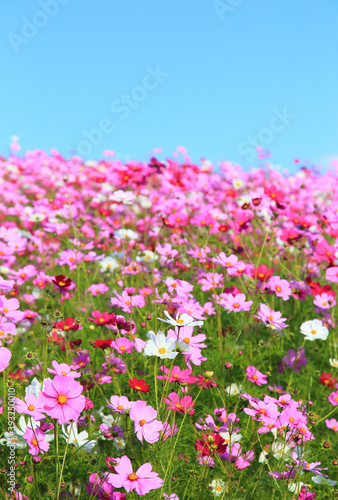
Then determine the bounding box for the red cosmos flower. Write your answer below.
[250,264,274,282]
[218,223,229,233]
[87,310,116,327]
[195,433,227,456]
[8,369,27,381]
[93,339,114,349]
[319,373,337,389]
[128,378,150,393]
[196,373,218,389]
[54,318,80,332]
[306,278,336,298]
[52,275,72,289]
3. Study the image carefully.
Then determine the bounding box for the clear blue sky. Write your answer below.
[1,0,338,170]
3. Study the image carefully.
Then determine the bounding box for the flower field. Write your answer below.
[0,149,338,499]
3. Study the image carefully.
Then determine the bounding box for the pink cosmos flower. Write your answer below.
[110,290,145,313]
[0,344,11,371]
[59,249,84,270]
[86,472,121,499]
[47,360,80,378]
[87,283,110,296]
[107,395,132,414]
[328,388,338,406]
[325,266,338,283]
[254,303,288,330]
[107,455,163,495]
[213,252,238,269]
[110,337,134,354]
[157,365,198,384]
[161,421,178,441]
[246,366,268,386]
[23,427,50,455]
[313,292,336,309]
[167,326,207,367]
[129,400,162,443]
[39,375,86,424]
[220,293,253,312]
[325,418,338,431]
[15,394,45,420]
[268,276,292,301]
[8,265,36,285]
[0,296,24,322]
[165,392,195,414]
[164,277,194,296]
[234,449,254,470]
[0,276,15,293]
[198,273,224,291]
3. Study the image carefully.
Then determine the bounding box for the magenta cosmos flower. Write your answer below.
[246,366,268,386]
[39,375,86,424]
[107,455,163,495]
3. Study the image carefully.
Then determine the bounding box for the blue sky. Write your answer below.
[1,0,338,170]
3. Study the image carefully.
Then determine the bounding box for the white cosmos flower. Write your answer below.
[209,479,226,496]
[329,358,338,368]
[62,423,96,453]
[110,190,135,205]
[114,228,138,240]
[311,476,337,486]
[100,256,119,272]
[300,319,329,341]
[158,311,203,328]
[225,383,243,396]
[29,213,46,222]
[143,331,179,359]
[219,431,242,445]
[135,250,157,262]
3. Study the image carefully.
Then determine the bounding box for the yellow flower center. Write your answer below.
[158,347,166,354]
[27,404,35,411]
[120,345,126,351]
[176,319,184,324]
[3,308,9,313]
[183,337,190,344]
[275,286,282,292]
[31,438,38,446]
[138,419,146,426]
[125,301,131,305]
[128,473,138,481]
[233,303,240,308]
[175,403,182,409]
[58,394,67,404]
[99,318,105,323]
[311,330,317,335]
[58,281,65,286]
[117,405,124,410]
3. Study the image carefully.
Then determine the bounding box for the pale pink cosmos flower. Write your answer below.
[39,375,86,424]
[23,427,50,455]
[0,276,15,293]
[8,264,36,285]
[313,293,336,309]
[246,366,268,386]
[325,267,338,283]
[325,418,338,431]
[107,395,132,414]
[110,290,145,313]
[47,360,80,378]
[254,303,288,330]
[164,277,194,296]
[59,249,84,270]
[0,296,24,322]
[87,283,110,296]
[268,276,292,301]
[107,455,163,495]
[0,343,11,371]
[15,394,45,420]
[220,293,253,312]
[129,401,162,443]
[213,252,238,269]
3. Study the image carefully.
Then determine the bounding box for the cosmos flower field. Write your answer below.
[0,148,338,500]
